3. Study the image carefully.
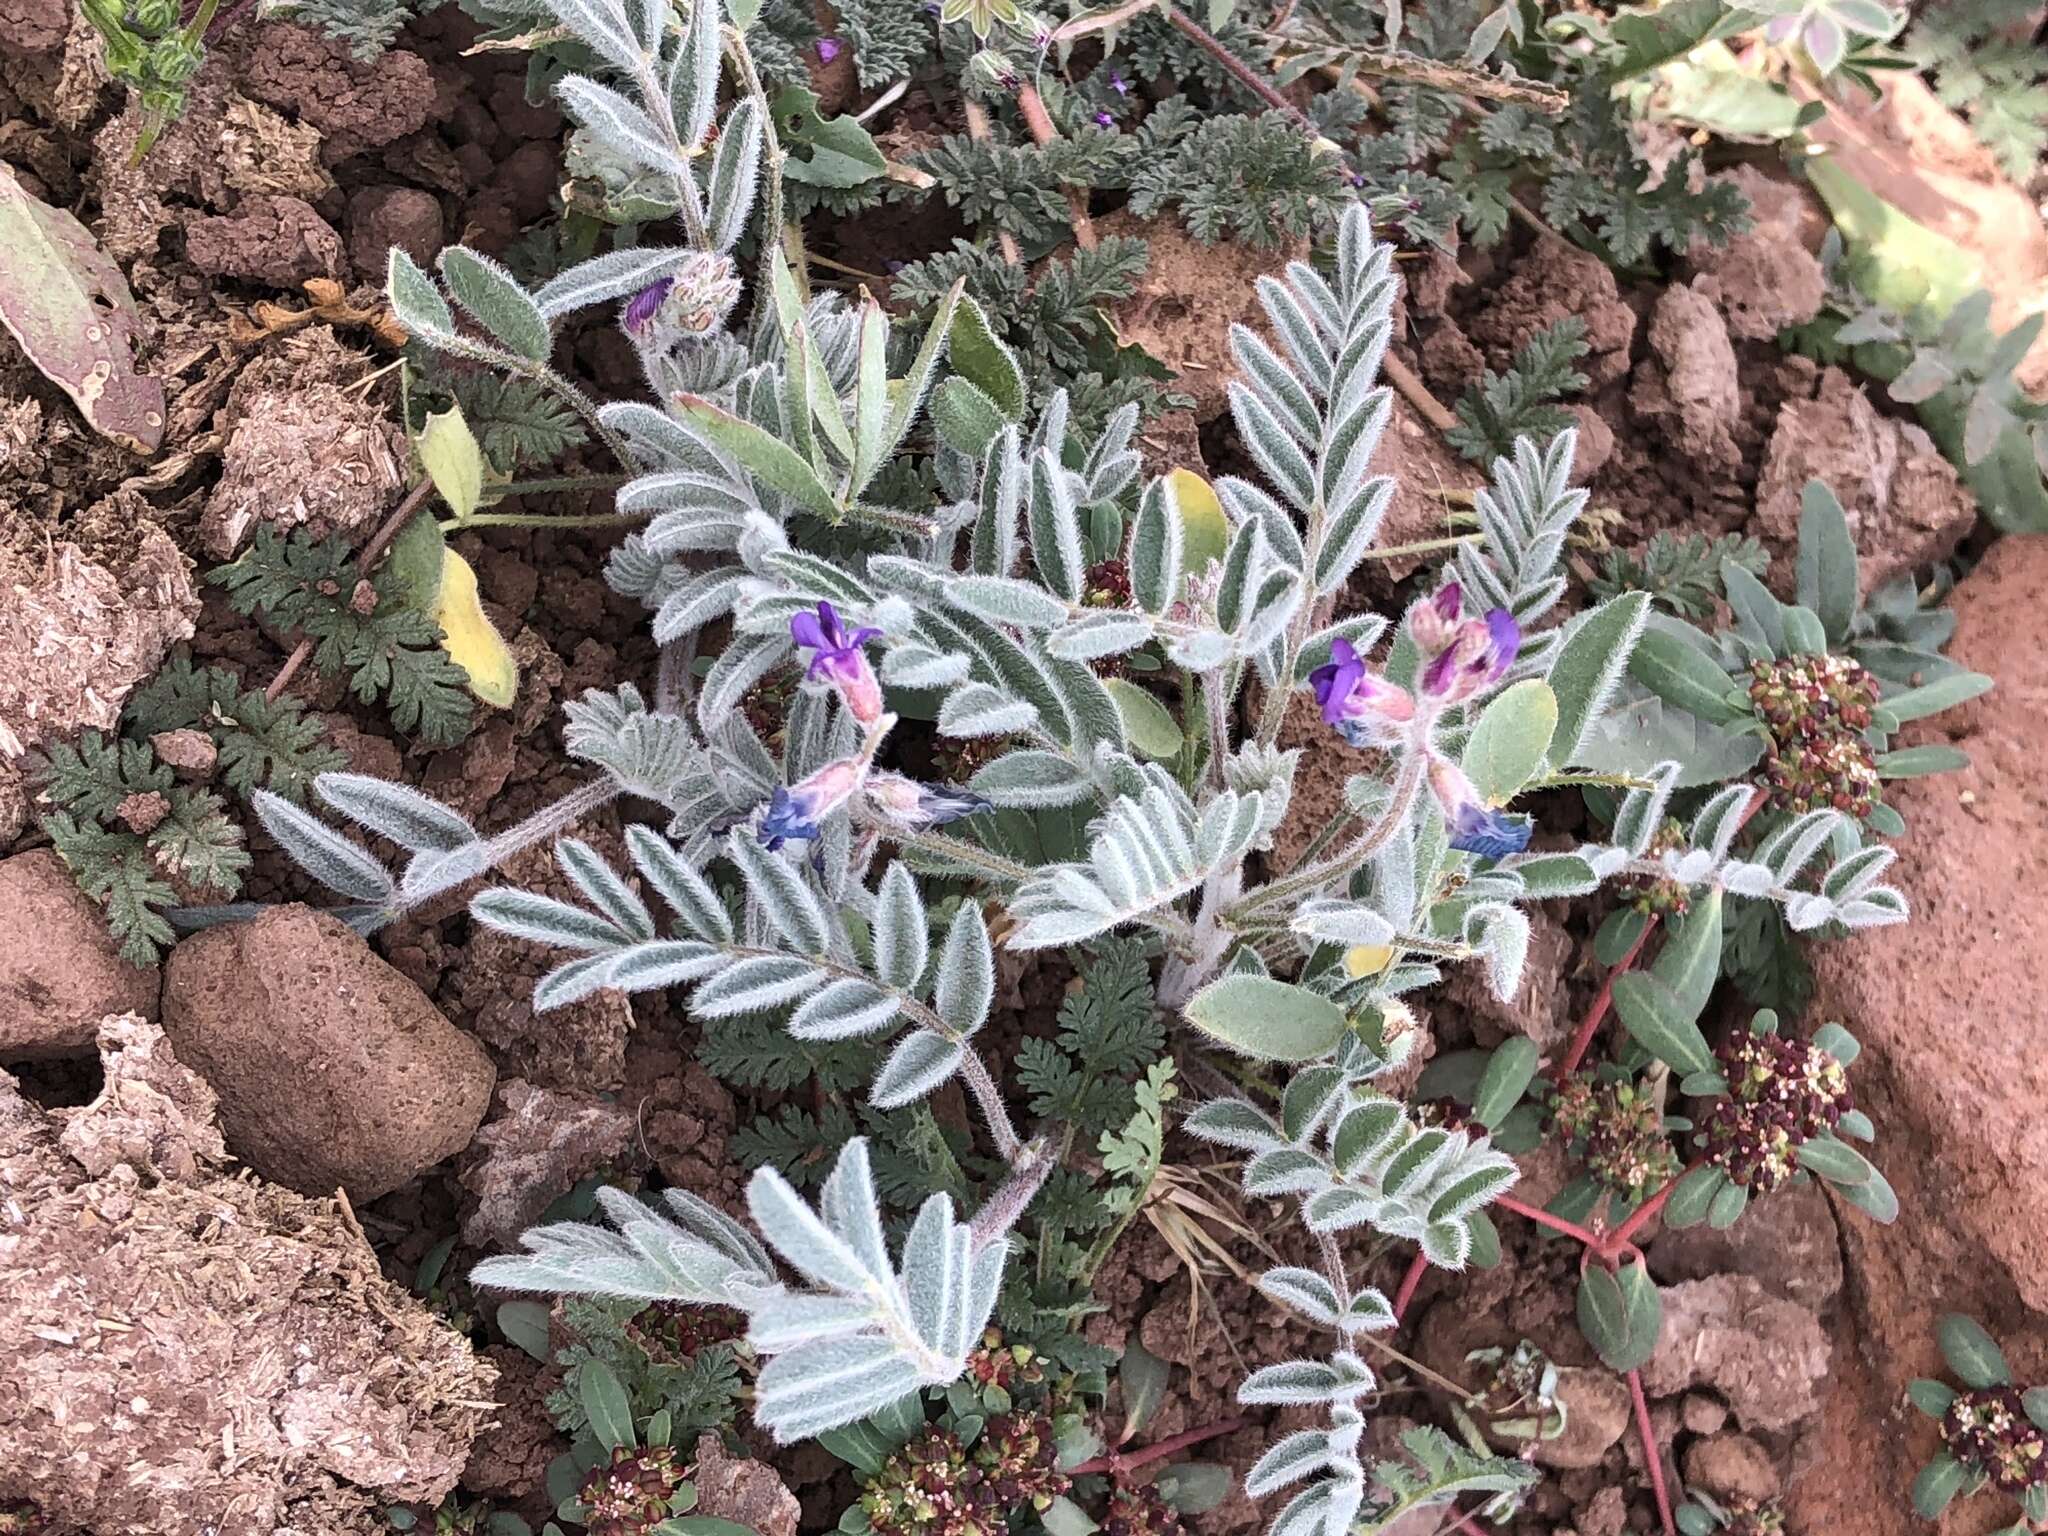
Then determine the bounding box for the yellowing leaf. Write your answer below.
[419,404,484,521]
[1168,468,1229,573]
[1344,944,1394,979]
[1805,156,1983,318]
[434,548,518,707]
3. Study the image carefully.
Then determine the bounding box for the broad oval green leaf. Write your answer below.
[1184,976,1347,1063]
[1937,1313,2011,1389]
[1105,677,1183,760]
[1610,971,1715,1076]
[1576,1259,1662,1372]
[1462,679,1558,803]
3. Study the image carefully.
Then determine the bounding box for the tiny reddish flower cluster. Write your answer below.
[627,1300,747,1362]
[1620,819,1693,917]
[860,1414,1070,1536]
[1084,558,1133,608]
[577,1445,689,1536]
[1701,1033,1850,1193]
[966,1327,1045,1391]
[1941,1386,2048,1496]
[1746,654,1881,818]
[1101,1483,1185,1536]
[1550,1074,1679,1201]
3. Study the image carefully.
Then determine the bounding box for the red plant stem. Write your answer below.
[1069,1418,1246,1478]
[1628,1369,1677,1536]
[1161,7,1315,131]
[1392,1250,1429,1321]
[1603,1160,1704,1256]
[1554,916,1657,1082]
[1014,83,1099,251]
[1492,1193,1602,1247]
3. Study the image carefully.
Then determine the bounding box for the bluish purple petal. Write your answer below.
[760,786,816,849]
[623,277,673,334]
[789,610,829,651]
[1419,644,1461,697]
[1431,581,1463,623]
[1447,803,1533,860]
[814,600,848,649]
[1483,608,1521,681]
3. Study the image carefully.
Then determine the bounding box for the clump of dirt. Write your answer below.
[0,1012,493,1535]
[185,191,348,286]
[460,1078,636,1248]
[200,330,406,556]
[161,903,497,1201]
[0,848,161,1061]
[0,511,198,759]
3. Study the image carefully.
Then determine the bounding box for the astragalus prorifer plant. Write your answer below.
[248,11,1920,1511]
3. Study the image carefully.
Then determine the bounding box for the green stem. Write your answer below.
[726,26,790,309]
[442,509,650,532]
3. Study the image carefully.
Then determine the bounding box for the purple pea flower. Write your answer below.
[1419,606,1521,703]
[1428,757,1532,861]
[622,276,674,336]
[761,756,868,849]
[1094,109,1116,128]
[816,35,842,61]
[791,600,884,725]
[1308,636,1415,747]
[865,771,992,830]
[1108,68,1129,95]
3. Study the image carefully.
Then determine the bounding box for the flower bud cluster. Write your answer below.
[1101,1483,1185,1536]
[1084,558,1133,609]
[1941,1386,2048,1497]
[1549,1074,1678,1201]
[627,1299,747,1362]
[965,1327,1045,1391]
[577,1444,689,1536]
[860,1412,1069,1536]
[1746,655,1881,818]
[1620,820,1692,917]
[1701,1033,1850,1193]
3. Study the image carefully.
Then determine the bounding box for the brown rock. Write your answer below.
[1680,1392,1727,1436]
[1529,1366,1630,1469]
[0,850,160,1061]
[1753,367,1973,600]
[0,0,68,51]
[184,193,346,286]
[1632,285,1741,470]
[0,760,25,847]
[149,727,218,777]
[1683,165,1827,342]
[0,1015,491,1535]
[0,522,199,759]
[1647,1176,1842,1314]
[692,1432,803,1536]
[1787,536,2048,1534]
[1642,1276,1829,1432]
[461,1344,564,1500]
[1683,1432,1779,1506]
[162,905,495,1201]
[348,184,444,281]
[461,1079,635,1247]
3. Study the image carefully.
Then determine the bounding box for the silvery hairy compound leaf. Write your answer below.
[473,1139,1011,1442]
[1454,430,1587,675]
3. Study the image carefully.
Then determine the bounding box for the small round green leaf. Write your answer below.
[1911,1453,1965,1519]
[1938,1313,2011,1388]
[1577,1258,1663,1372]
[1105,677,1184,760]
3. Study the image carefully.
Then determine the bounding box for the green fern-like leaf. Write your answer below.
[42,812,177,967]
[36,732,170,823]
[1589,530,1769,621]
[449,372,590,475]
[124,654,342,804]
[1447,316,1589,465]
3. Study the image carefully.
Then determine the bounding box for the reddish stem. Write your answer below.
[1069,1417,1246,1479]
[1628,1368,1677,1536]
[1493,1193,1602,1248]
[1392,1250,1429,1321]
[1555,916,1657,1082]
[1014,83,1098,251]
[1602,1160,1702,1256]
[1160,7,1316,130]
